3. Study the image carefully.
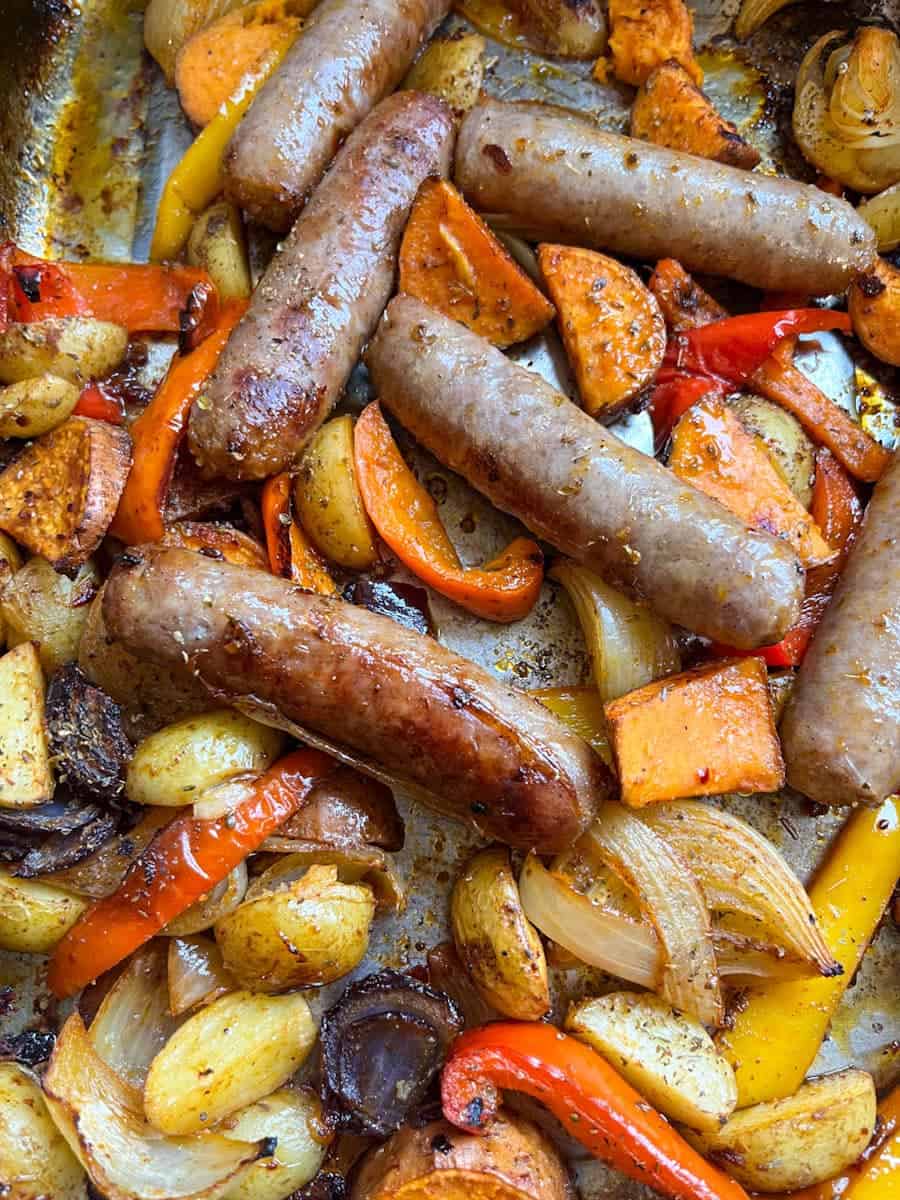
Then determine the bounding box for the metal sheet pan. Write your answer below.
[0,2,898,1195]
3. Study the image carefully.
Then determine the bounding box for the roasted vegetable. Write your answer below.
[538,244,666,420]
[451,845,550,1020]
[168,933,237,1016]
[219,1088,331,1200]
[0,373,80,439]
[261,471,337,594]
[0,642,53,808]
[144,0,247,83]
[791,1084,900,1200]
[45,663,131,804]
[601,0,702,86]
[857,181,900,251]
[0,318,127,385]
[3,557,98,675]
[320,970,463,1137]
[649,258,727,333]
[268,764,402,850]
[166,863,248,935]
[566,992,738,1132]
[403,31,486,113]
[160,520,268,569]
[0,867,87,952]
[0,1061,87,1199]
[849,256,900,366]
[187,201,252,301]
[41,805,174,899]
[729,394,816,508]
[295,416,379,570]
[684,1070,877,1193]
[510,0,607,59]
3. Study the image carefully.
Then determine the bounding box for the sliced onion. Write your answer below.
[641,801,840,977]
[162,864,248,937]
[858,182,900,250]
[88,943,181,1090]
[734,0,800,40]
[191,777,257,822]
[43,808,175,899]
[584,806,722,1025]
[248,844,404,912]
[43,1014,264,1200]
[167,935,236,1018]
[550,560,680,703]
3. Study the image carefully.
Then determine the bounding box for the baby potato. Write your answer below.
[0,868,88,952]
[215,863,376,992]
[451,846,550,1020]
[684,1068,877,1192]
[295,415,378,570]
[0,318,127,385]
[0,374,81,439]
[566,992,738,1132]
[126,710,284,806]
[0,1062,87,1199]
[143,989,316,1136]
[0,530,22,649]
[0,642,54,808]
[188,201,252,301]
[2,557,99,675]
[730,395,816,508]
[403,32,486,114]
[220,1088,331,1200]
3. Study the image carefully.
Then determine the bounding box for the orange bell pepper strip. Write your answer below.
[3,243,219,340]
[73,381,126,425]
[442,1023,749,1200]
[787,1084,900,1200]
[47,748,337,999]
[354,402,544,623]
[110,299,247,544]
[261,472,337,594]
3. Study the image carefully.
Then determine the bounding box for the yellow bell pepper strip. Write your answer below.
[354,401,544,623]
[717,798,900,1107]
[787,1085,900,1200]
[150,44,290,263]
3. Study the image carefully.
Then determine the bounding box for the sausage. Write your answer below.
[366,295,804,649]
[190,92,455,481]
[225,0,452,230]
[454,99,875,294]
[102,547,607,853]
[781,451,900,806]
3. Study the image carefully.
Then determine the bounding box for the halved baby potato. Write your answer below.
[295,415,378,570]
[0,318,127,384]
[0,641,54,808]
[0,1062,87,1199]
[219,1088,331,1200]
[2,558,99,675]
[0,374,81,439]
[0,868,88,952]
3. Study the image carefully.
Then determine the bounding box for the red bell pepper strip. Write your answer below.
[47,749,337,999]
[442,1023,749,1200]
[650,372,727,444]
[261,472,337,595]
[73,381,126,425]
[1,242,219,340]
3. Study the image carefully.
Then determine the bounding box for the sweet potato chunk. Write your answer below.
[649,259,727,332]
[0,417,131,573]
[669,395,834,568]
[599,0,702,87]
[538,244,666,419]
[399,179,555,348]
[631,61,760,168]
[849,256,900,367]
[604,657,785,806]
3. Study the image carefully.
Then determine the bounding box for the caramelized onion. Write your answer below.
[858,182,900,250]
[167,935,236,1017]
[734,0,800,40]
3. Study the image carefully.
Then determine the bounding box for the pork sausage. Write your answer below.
[190,92,455,481]
[225,0,451,230]
[366,295,804,649]
[102,547,607,852]
[454,99,875,294]
[781,450,900,806]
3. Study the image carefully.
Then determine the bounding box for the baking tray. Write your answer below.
[0,2,898,1195]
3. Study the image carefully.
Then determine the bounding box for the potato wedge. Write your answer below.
[144,989,316,1136]
[0,867,88,952]
[0,642,54,807]
[0,530,22,649]
[0,318,127,385]
[403,32,486,114]
[730,395,816,509]
[451,846,550,1020]
[219,1089,331,1200]
[0,1062,87,1200]
[215,862,375,991]
[538,244,666,420]
[187,202,252,301]
[683,1069,877,1192]
[295,415,378,570]
[849,256,900,366]
[126,710,284,807]
[0,374,81,439]
[3,557,99,674]
[0,417,131,572]
[566,992,737,1131]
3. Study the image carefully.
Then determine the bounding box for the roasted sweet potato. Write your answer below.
[631,61,760,168]
[649,258,727,332]
[604,657,786,806]
[538,244,666,419]
[849,256,900,366]
[159,520,268,569]
[0,417,131,573]
[403,31,486,114]
[669,394,834,568]
[599,0,702,87]
[399,178,555,348]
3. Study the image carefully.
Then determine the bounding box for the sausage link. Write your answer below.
[781,451,900,806]
[103,547,607,853]
[190,92,455,481]
[366,295,804,649]
[454,99,875,294]
[225,0,451,230]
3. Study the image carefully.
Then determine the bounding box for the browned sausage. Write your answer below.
[781,450,900,806]
[189,91,455,481]
[366,295,804,649]
[454,99,875,294]
[225,0,452,230]
[103,547,607,852]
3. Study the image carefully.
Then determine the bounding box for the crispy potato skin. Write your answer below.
[0,319,127,386]
[351,1113,572,1200]
[849,257,900,366]
[729,396,815,508]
